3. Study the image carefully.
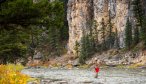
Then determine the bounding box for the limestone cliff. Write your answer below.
[67,0,145,54]
[67,0,93,54]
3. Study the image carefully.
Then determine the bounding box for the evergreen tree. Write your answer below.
[100,18,106,50]
[0,28,28,64]
[142,17,146,48]
[0,0,66,63]
[133,25,139,45]
[74,41,80,57]
[48,26,60,56]
[79,35,88,64]
[89,23,96,54]
[132,0,143,27]
[107,12,115,49]
[114,28,120,49]
[125,18,132,50]
[132,0,144,41]
[79,34,96,64]
[46,0,64,56]
[28,26,43,58]
[87,34,95,56]
[61,0,69,40]
[92,20,98,44]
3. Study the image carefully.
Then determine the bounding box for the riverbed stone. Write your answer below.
[40,78,67,84]
[57,81,68,84]
[82,81,93,83]
[72,58,80,66]
[27,81,38,84]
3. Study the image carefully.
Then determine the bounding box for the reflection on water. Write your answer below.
[22,68,146,84]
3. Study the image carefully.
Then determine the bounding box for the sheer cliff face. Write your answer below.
[93,0,130,47]
[67,0,133,54]
[67,0,93,54]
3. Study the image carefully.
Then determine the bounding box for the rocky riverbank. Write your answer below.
[22,67,146,84]
[26,49,146,71]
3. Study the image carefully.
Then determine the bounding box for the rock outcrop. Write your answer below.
[94,0,130,48]
[67,0,93,54]
[67,0,145,55]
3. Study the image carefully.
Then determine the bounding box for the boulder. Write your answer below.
[33,52,43,60]
[72,58,80,66]
[58,81,68,84]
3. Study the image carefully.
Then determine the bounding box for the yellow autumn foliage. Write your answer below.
[0,64,30,84]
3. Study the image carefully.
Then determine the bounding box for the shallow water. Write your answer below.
[21,68,146,84]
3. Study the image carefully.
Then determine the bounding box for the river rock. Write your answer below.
[40,78,66,84]
[82,81,93,83]
[57,81,68,84]
[27,81,38,84]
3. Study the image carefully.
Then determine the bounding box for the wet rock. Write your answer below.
[139,63,146,69]
[82,81,93,83]
[41,79,52,83]
[27,81,38,84]
[94,83,104,84]
[51,79,63,82]
[139,66,146,69]
[41,78,66,84]
[81,81,103,84]
[72,58,80,67]
[57,81,68,84]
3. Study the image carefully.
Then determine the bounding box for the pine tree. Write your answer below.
[133,25,139,45]
[114,28,120,49]
[0,28,28,64]
[48,26,60,56]
[125,18,132,50]
[132,0,143,27]
[92,20,98,44]
[132,0,144,41]
[49,1,64,56]
[74,41,80,57]
[142,17,146,48]
[0,0,65,63]
[79,35,88,64]
[89,24,96,54]
[87,34,95,56]
[100,18,106,50]
[107,12,115,49]
[79,34,96,64]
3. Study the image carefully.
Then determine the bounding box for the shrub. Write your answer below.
[0,64,30,84]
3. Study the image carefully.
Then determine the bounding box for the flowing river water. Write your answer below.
[22,68,146,84]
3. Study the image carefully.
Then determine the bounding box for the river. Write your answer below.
[21,68,146,84]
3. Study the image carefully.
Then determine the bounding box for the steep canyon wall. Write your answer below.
[67,0,145,55]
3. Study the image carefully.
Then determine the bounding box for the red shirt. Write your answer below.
[95,67,99,73]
